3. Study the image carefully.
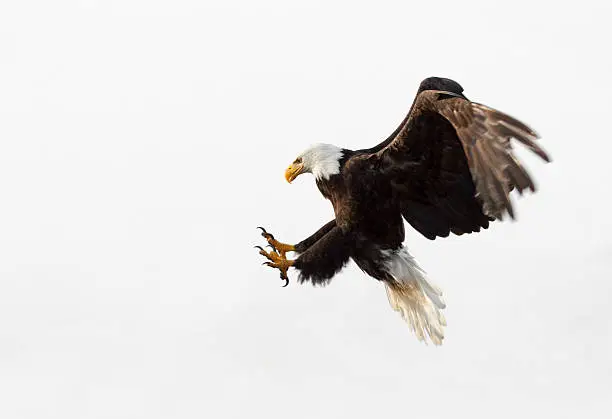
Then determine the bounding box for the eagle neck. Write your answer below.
[315,150,352,202]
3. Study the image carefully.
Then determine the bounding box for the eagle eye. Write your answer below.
[294,158,302,164]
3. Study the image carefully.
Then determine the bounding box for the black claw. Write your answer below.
[280,276,289,287]
[257,226,274,240]
[254,245,264,251]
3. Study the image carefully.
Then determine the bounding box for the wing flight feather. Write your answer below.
[369,85,549,232]
[435,96,550,218]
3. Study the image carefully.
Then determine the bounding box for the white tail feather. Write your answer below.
[382,248,446,345]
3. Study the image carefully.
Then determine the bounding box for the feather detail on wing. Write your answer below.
[435,96,550,219]
[370,86,550,227]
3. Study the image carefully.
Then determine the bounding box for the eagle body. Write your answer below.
[262,77,550,345]
[312,154,407,283]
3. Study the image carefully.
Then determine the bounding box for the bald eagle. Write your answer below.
[256,77,550,345]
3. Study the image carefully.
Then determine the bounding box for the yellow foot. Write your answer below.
[257,227,295,258]
[255,245,295,287]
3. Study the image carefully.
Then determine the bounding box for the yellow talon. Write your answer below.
[255,246,284,263]
[268,240,295,257]
[263,259,294,286]
[257,227,295,257]
[255,242,294,286]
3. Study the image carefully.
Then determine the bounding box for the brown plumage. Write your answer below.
[367,79,550,238]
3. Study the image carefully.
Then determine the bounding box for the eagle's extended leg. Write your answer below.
[255,220,337,286]
[257,220,336,256]
[257,227,295,258]
[255,246,294,286]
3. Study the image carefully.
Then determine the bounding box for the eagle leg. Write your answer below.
[256,226,295,258]
[255,245,294,287]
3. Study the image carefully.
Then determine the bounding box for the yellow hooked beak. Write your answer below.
[285,162,305,183]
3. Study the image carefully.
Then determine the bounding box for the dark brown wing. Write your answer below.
[371,89,549,239]
[359,77,467,155]
[435,94,550,218]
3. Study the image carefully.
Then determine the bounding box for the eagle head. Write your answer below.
[285,143,344,183]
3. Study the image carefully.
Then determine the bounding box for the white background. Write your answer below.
[1,1,611,418]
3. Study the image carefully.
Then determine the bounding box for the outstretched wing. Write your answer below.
[359,77,467,155]
[368,80,550,239]
[433,94,550,217]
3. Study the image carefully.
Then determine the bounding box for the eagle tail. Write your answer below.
[383,248,446,345]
